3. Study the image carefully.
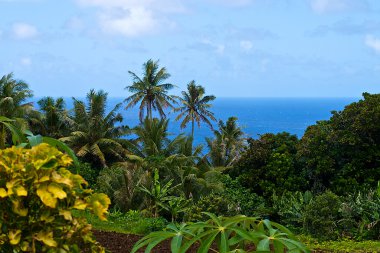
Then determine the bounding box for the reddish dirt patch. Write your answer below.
[92,230,198,253]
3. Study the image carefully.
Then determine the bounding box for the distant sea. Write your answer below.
[32,97,359,145]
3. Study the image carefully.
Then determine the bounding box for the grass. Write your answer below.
[300,235,380,253]
[73,209,167,235]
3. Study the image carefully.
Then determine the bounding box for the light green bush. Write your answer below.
[0,144,110,252]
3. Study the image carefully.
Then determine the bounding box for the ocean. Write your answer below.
[33,97,359,145]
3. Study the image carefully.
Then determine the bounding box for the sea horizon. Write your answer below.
[29,96,360,144]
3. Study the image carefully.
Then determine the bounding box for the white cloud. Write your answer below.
[20,57,32,66]
[99,7,158,37]
[365,35,380,54]
[240,40,253,51]
[75,0,184,37]
[310,0,367,14]
[12,22,38,39]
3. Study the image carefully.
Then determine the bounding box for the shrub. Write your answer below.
[0,144,110,252]
[303,191,341,240]
[71,162,99,188]
[132,213,310,253]
[222,176,267,217]
[340,185,380,240]
[184,193,238,221]
[271,191,313,231]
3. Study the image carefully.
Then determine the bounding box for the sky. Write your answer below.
[1,0,380,98]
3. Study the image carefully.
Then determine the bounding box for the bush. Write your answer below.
[70,162,99,188]
[271,191,313,232]
[0,144,110,252]
[303,191,341,240]
[340,186,380,240]
[184,193,238,222]
[222,176,267,217]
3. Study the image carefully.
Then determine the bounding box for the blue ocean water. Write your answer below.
[33,97,358,144]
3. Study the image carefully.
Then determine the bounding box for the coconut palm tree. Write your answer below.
[28,97,71,138]
[175,81,216,138]
[206,117,245,167]
[0,73,33,148]
[61,89,128,168]
[124,59,177,122]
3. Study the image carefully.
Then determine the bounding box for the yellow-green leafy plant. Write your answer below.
[0,143,110,252]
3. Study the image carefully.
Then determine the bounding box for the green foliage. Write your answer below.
[184,193,239,222]
[222,176,267,217]
[95,163,150,212]
[0,144,110,252]
[300,235,380,253]
[125,59,177,121]
[231,132,306,197]
[76,209,167,235]
[299,93,380,194]
[303,191,341,240]
[28,97,71,139]
[174,80,216,138]
[138,168,178,217]
[271,191,313,231]
[0,73,33,149]
[132,213,310,253]
[339,185,380,240]
[71,162,100,188]
[206,116,245,167]
[61,89,128,168]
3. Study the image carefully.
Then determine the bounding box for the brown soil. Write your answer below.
[93,230,199,253]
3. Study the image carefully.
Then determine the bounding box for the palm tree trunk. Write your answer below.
[148,102,153,120]
[191,120,194,139]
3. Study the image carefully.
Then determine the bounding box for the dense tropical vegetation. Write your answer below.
[1,64,380,252]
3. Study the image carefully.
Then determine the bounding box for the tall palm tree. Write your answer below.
[175,80,216,138]
[0,73,33,148]
[28,97,70,138]
[206,117,245,167]
[124,59,177,122]
[61,89,128,168]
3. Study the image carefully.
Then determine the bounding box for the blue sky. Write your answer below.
[1,0,380,97]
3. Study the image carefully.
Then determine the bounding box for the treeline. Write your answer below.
[1,60,380,241]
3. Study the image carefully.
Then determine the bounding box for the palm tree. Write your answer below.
[124,59,177,122]
[206,117,245,167]
[175,81,216,138]
[28,97,70,138]
[61,89,128,168]
[0,73,33,148]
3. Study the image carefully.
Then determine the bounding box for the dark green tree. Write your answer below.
[230,132,306,197]
[299,92,380,194]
